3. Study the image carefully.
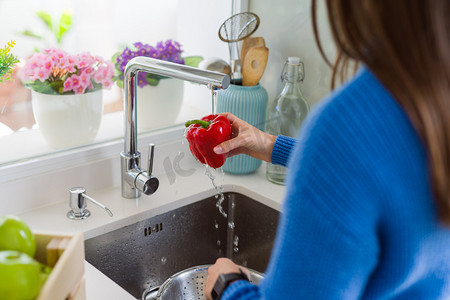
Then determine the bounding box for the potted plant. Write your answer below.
[112,40,202,131]
[22,48,114,149]
[0,40,20,135]
[0,40,19,83]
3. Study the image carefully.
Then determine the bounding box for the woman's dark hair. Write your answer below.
[312,0,450,223]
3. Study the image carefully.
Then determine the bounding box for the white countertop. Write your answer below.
[18,163,286,299]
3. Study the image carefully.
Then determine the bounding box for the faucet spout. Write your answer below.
[121,57,230,199]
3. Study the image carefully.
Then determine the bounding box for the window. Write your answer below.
[0,0,231,165]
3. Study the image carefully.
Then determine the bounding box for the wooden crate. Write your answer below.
[34,232,86,300]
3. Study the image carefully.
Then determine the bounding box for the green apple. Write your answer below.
[0,215,36,257]
[39,262,53,287]
[0,250,41,300]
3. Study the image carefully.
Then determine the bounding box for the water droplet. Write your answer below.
[214,221,219,229]
[233,247,239,253]
[161,256,167,264]
[233,235,239,246]
[228,221,235,229]
[217,240,221,246]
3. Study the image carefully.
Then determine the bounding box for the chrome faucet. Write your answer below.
[121,57,231,199]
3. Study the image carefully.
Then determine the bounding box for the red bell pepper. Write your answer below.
[185,114,232,169]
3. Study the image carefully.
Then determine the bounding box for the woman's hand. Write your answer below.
[205,258,250,300]
[213,113,276,163]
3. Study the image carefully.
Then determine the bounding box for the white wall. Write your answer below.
[249,0,335,107]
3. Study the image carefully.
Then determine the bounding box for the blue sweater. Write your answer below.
[223,69,450,299]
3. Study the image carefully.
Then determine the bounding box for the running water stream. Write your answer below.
[211,86,217,115]
[204,165,227,218]
[184,87,237,230]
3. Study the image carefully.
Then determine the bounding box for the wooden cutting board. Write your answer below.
[242,46,269,86]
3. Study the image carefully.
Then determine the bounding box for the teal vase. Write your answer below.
[217,84,268,174]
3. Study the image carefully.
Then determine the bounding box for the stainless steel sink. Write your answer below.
[85,192,280,299]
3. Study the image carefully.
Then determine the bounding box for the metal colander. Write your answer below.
[142,265,263,300]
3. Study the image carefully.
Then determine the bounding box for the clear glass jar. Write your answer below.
[266,57,310,185]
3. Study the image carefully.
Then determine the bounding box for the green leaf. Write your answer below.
[111,52,120,63]
[36,11,53,31]
[19,30,43,40]
[111,52,122,73]
[146,76,160,87]
[25,80,64,95]
[57,11,72,43]
[116,79,123,89]
[184,56,203,67]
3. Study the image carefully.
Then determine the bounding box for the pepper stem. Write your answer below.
[185,119,211,129]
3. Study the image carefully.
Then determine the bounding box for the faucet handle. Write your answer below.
[67,187,113,220]
[147,143,155,176]
[134,144,159,196]
[135,143,159,195]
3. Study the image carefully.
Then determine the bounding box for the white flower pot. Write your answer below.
[31,90,103,149]
[137,79,184,131]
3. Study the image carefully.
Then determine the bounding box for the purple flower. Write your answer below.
[137,72,147,88]
[115,40,187,88]
[170,54,184,64]
[156,41,165,52]
[148,46,159,59]
[133,42,144,50]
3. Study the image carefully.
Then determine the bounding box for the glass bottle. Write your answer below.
[266,57,310,185]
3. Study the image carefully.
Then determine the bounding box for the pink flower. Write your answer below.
[43,58,54,71]
[35,69,50,82]
[67,55,79,65]
[77,52,94,68]
[83,67,93,75]
[49,54,59,62]
[54,49,66,59]
[74,85,86,95]
[102,79,113,89]
[63,77,74,92]
[71,75,81,87]
[65,55,77,73]
[22,64,36,79]
[94,56,103,64]
[77,60,88,69]
[58,57,69,69]
[28,56,41,69]
[93,71,104,84]
[23,48,115,95]
[79,73,90,88]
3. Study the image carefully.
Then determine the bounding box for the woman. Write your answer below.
[205,0,450,299]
